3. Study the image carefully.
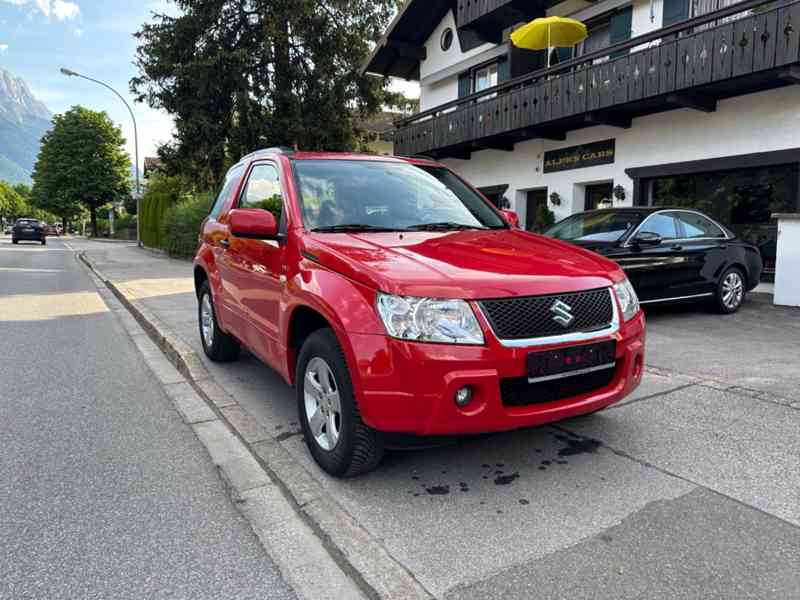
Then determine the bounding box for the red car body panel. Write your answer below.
[194,152,645,436]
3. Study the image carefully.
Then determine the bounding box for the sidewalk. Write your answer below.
[72,239,800,600]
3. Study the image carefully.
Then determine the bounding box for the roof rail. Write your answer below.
[239,147,295,163]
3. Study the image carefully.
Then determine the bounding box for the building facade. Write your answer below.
[364,0,800,279]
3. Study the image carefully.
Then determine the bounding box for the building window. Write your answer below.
[578,7,632,57]
[440,28,454,51]
[474,63,498,93]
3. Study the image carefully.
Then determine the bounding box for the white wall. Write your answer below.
[442,86,800,227]
[419,10,495,111]
[774,218,800,307]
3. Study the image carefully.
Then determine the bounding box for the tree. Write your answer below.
[0,181,26,222]
[132,0,402,187]
[31,106,131,236]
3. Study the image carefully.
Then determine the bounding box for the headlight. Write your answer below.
[376,293,484,345]
[613,278,640,322]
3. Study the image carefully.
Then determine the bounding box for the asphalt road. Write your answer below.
[73,239,800,600]
[0,236,296,600]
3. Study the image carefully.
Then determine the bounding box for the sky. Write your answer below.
[0,0,181,172]
[0,0,419,174]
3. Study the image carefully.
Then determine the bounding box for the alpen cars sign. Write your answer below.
[543,139,616,173]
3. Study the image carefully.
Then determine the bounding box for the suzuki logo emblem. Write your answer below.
[550,300,575,327]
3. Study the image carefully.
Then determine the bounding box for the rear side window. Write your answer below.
[639,213,678,239]
[674,212,726,239]
[209,165,244,219]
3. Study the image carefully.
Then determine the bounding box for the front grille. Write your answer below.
[500,363,618,407]
[479,288,613,340]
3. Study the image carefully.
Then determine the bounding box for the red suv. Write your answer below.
[193,148,645,476]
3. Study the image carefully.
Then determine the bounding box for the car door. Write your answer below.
[671,210,730,296]
[223,161,287,368]
[617,212,689,302]
[206,164,247,334]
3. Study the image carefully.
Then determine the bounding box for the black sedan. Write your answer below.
[545,208,762,313]
[12,218,47,246]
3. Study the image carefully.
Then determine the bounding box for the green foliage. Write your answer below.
[139,174,186,248]
[31,106,131,234]
[161,192,214,258]
[132,0,401,187]
[0,180,27,220]
[530,203,556,233]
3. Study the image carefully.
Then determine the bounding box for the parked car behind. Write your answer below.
[545,208,762,313]
[194,149,646,476]
[12,218,46,245]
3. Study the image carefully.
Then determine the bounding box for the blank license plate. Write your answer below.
[527,341,616,382]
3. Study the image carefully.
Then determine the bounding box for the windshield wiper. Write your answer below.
[406,222,487,231]
[311,224,403,233]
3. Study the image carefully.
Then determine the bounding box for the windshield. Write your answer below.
[293,160,507,232]
[545,212,643,242]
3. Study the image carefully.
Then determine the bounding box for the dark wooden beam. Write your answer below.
[384,39,427,61]
[778,65,800,84]
[441,149,472,160]
[584,112,632,129]
[472,141,515,152]
[534,129,567,141]
[665,93,717,112]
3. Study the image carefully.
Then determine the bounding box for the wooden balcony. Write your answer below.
[456,0,544,43]
[396,0,800,159]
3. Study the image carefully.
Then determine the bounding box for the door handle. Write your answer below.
[219,238,230,248]
[670,244,684,251]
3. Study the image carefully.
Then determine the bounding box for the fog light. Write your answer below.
[455,386,473,407]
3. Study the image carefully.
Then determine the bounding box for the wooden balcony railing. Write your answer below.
[396,0,800,158]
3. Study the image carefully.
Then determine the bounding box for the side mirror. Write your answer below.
[632,231,662,247]
[501,209,521,229]
[229,208,279,240]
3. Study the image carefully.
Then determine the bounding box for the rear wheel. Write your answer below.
[41,238,46,245]
[714,267,746,314]
[12,239,17,244]
[198,280,240,361]
[297,328,384,477]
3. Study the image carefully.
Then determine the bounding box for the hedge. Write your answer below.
[139,174,185,249]
[161,192,214,258]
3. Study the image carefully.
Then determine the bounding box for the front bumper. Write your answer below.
[351,311,645,436]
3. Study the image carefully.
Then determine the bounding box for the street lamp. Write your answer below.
[60,67,142,246]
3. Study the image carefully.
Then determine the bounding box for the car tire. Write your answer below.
[297,328,384,477]
[12,239,17,244]
[198,280,240,362]
[713,266,746,314]
[41,239,46,246]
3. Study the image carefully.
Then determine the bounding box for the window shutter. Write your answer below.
[662,0,689,26]
[498,56,510,82]
[458,72,472,98]
[609,6,633,45]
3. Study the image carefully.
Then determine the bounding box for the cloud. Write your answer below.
[0,0,80,20]
[52,0,79,20]
[73,27,82,37]
[0,44,8,52]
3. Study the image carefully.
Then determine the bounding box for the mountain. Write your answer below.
[0,68,52,184]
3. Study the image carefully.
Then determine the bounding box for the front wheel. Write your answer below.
[12,239,17,244]
[714,267,746,314]
[198,281,240,361]
[297,328,384,477]
[41,239,46,245]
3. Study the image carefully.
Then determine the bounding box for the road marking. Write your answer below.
[0,291,109,321]
[0,267,64,273]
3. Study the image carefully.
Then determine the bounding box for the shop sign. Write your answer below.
[543,139,616,173]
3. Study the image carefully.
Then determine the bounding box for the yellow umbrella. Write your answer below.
[510,17,587,67]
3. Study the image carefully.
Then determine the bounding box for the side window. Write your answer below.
[209,165,244,219]
[675,212,726,239]
[639,213,679,239]
[239,163,284,222]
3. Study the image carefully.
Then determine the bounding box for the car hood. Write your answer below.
[302,229,624,299]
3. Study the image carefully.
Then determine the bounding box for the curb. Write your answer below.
[78,251,434,600]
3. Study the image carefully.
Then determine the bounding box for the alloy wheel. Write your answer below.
[200,293,215,348]
[303,357,342,451]
[721,271,744,310]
